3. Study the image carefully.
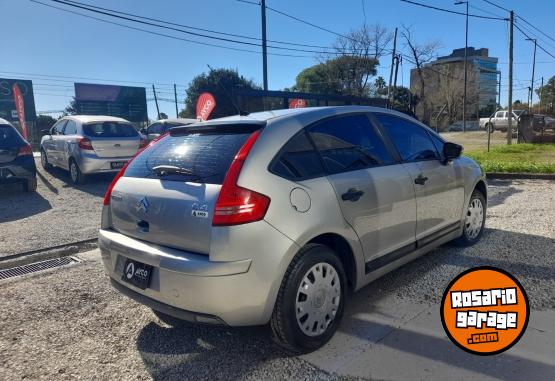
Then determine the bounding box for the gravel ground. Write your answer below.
[0,158,112,257]
[0,179,553,380]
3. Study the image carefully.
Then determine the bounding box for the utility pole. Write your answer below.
[393,54,401,90]
[261,0,268,91]
[173,84,179,118]
[152,84,160,120]
[387,27,398,105]
[539,76,544,114]
[525,38,537,113]
[507,10,514,145]
[455,1,468,133]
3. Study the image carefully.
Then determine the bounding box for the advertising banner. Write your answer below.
[196,92,216,121]
[0,78,37,123]
[12,84,29,139]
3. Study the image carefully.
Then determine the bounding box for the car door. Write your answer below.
[59,119,78,169]
[307,113,417,265]
[46,119,67,165]
[495,111,507,129]
[373,113,465,244]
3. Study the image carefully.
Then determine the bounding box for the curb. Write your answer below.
[0,239,98,270]
[486,172,555,180]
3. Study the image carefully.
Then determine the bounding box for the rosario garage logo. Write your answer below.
[440,267,529,355]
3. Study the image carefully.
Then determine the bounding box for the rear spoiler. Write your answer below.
[170,120,266,136]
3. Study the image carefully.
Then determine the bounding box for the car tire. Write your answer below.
[40,149,52,170]
[69,159,86,185]
[270,243,347,354]
[24,178,37,192]
[152,309,190,327]
[454,190,486,247]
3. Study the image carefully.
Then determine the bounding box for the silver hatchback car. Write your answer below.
[99,107,487,353]
[40,115,145,184]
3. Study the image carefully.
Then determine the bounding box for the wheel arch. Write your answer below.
[305,233,357,292]
[474,179,487,200]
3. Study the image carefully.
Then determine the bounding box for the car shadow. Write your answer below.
[0,185,52,222]
[136,321,284,380]
[487,179,524,207]
[44,165,115,198]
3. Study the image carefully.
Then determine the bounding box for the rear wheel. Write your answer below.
[40,149,51,170]
[69,159,86,185]
[454,190,486,246]
[271,244,347,354]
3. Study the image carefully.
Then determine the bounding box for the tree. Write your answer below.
[36,114,56,131]
[390,86,418,115]
[64,97,78,116]
[536,76,555,114]
[294,55,378,97]
[401,25,441,123]
[179,68,259,119]
[159,112,168,119]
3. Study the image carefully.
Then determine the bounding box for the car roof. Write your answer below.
[159,118,197,124]
[62,115,131,123]
[0,117,14,126]
[191,106,415,126]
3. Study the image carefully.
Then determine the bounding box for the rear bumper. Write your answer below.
[0,156,36,184]
[99,224,298,326]
[75,152,133,174]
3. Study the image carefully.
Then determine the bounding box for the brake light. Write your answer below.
[78,137,94,150]
[212,130,270,226]
[102,134,168,206]
[17,143,33,156]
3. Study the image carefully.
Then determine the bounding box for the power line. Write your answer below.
[481,0,509,13]
[61,0,337,51]
[513,23,555,60]
[31,0,311,58]
[46,0,345,56]
[399,0,507,20]
[468,4,504,19]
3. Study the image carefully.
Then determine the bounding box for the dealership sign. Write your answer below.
[196,92,216,121]
[289,98,307,109]
[74,83,148,122]
[0,78,37,123]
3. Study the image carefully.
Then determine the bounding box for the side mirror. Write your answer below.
[443,142,463,161]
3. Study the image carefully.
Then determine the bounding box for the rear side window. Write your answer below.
[307,114,393,175]
[270,131,324,180]
[83,122,138,138]
[124,132,251,184]
[0,125,23,147]
[374,114,439,162]
[64,120,77,135]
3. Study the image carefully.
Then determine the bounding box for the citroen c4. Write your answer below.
[40,115,146,184]
[99,106,487,353]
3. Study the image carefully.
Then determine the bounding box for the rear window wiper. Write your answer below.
[152,165,197,177]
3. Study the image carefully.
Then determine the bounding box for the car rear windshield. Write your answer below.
[83,122,138,138]
[124,132,252,184]
[0,125,24,148]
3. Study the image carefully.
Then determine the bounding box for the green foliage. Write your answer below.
[293,56,378,97]
[390,86,418,115]
[64,97,78,116]
[179,68,259,119]
[466,143,555,173]
[35,114,57,130]
[536,76,555,114]
[158,112,168,120]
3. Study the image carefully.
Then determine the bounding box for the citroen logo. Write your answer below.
[136,197,150,214]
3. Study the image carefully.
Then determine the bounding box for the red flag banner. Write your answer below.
[12,84,29,140]
[196,92,216,121]
[288,98,307,109]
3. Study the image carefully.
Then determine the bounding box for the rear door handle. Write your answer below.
[414,174,429,185]
[341,188,364,202]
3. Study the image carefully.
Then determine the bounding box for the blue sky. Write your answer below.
[1,0,554,120]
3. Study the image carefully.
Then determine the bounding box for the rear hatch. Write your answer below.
[109,123,262,254]
[0,124,24,164]
[83,121,140,158]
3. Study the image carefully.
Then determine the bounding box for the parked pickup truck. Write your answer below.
[479,110,525,133]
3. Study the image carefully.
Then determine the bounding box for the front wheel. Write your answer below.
[40,149,52,170]
[454,190,486,246]
[270,244,347,354]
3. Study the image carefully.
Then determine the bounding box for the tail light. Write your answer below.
[78,137,94,150]
[17,143,33,156]
[212,129,270,226]
[103,134,168,206]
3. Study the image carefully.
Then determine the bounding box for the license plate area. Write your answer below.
[111,161,127,169]
[121,258,153,289]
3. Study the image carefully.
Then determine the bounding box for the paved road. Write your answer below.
[0,179,553,380]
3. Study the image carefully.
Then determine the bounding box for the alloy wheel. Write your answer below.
[295,262,341,337]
